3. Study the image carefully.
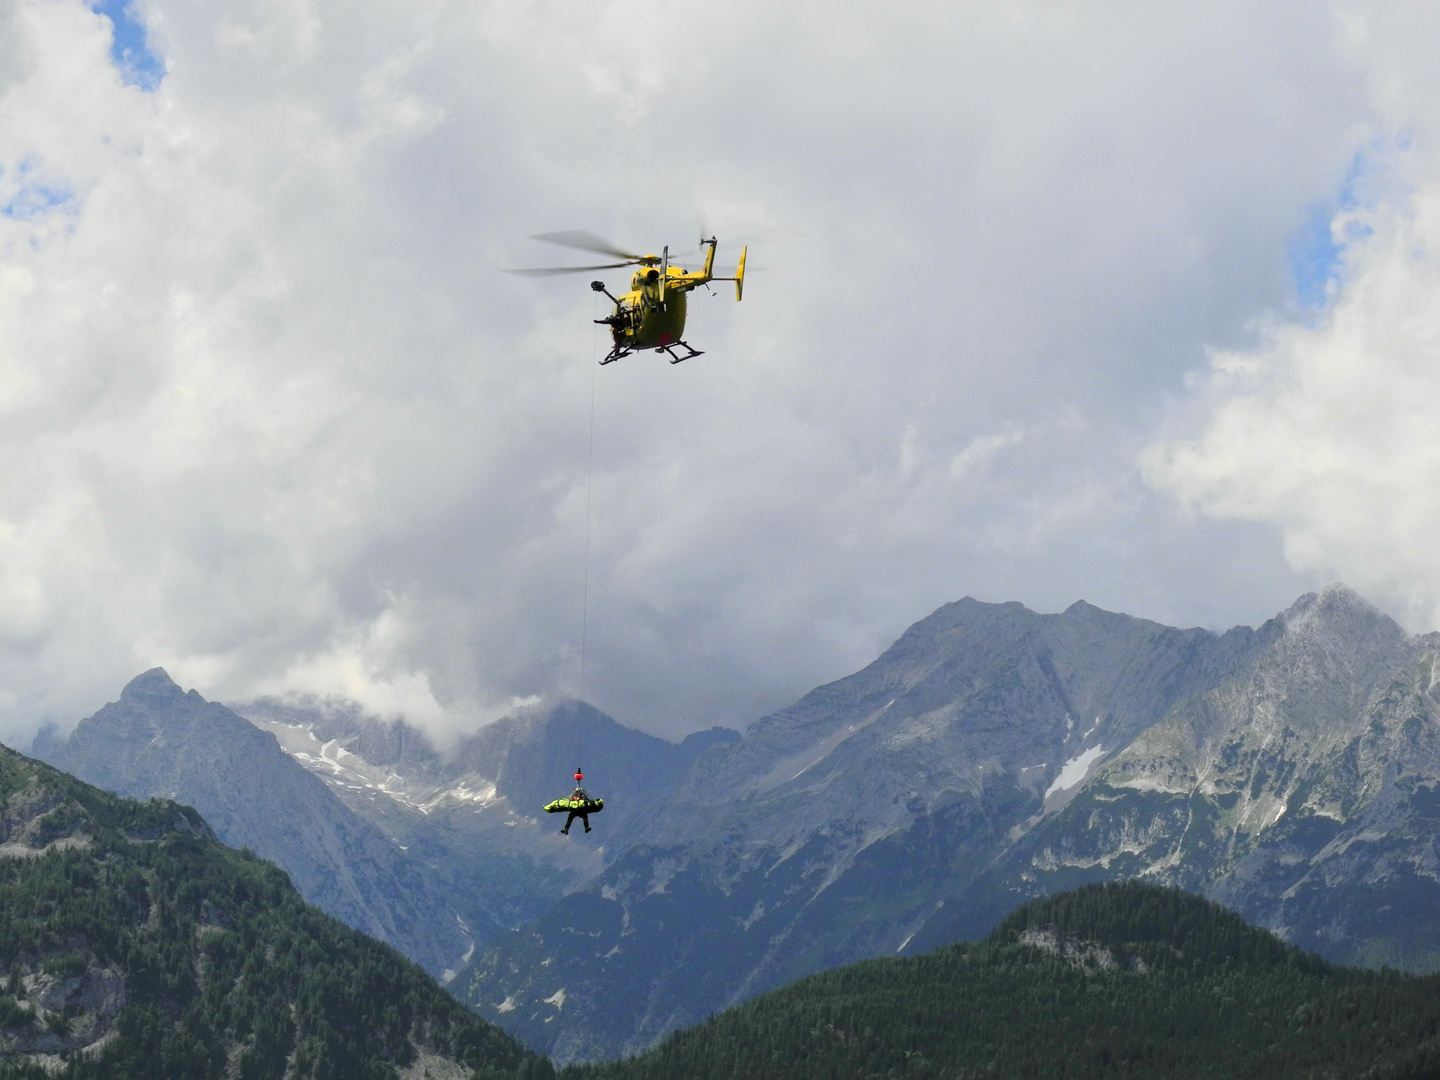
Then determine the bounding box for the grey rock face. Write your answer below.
[32,669,470,979]
[228,696,740,947]
[459,584,1440,1064]
[914,586,1440,968]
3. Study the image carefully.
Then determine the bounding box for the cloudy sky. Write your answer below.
[1,0,1436,742]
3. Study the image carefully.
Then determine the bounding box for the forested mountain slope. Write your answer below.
[569,882,1440,1080]
[0,742,544,1080]
[31,669,473,978]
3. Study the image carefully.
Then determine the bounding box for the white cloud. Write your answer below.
[1145,5,1440,633]
[1146,185,1440,629]
[0,0,1389,741]
[950,426,1023,479]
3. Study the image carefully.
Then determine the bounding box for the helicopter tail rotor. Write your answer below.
[660,246,668,303]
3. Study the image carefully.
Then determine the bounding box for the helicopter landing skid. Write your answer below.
[599,345,633,365]
[659,341,704,365]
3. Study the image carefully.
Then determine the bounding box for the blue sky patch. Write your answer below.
[1,159,76,221]
[1,182,73,220]
[92,0,164,91]
[1287,150,1383,310]
[1288,204,1343,309]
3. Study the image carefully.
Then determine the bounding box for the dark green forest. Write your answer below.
[567,880,1440,1080]
[0,744,551,1080]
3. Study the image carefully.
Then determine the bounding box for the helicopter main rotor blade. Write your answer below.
[530,230,645,262]
[503,261,637,277]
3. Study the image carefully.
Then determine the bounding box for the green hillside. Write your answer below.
[567,881,1440,1080]
[0,744,551,1080]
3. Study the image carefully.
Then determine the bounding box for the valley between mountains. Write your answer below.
[28,583,1440,1065]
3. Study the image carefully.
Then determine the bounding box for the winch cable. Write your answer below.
[579,295,599,704]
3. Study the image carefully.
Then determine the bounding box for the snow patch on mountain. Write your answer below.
[1046,746,1105,798]
[246,714,500,815]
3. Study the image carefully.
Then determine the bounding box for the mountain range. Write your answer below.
[29,583,1440,1066]
[29,675,739,984]
[459,585,1440,1062]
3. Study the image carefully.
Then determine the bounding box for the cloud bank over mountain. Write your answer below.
[1147,9,1440,633]
[0,0,1415,740]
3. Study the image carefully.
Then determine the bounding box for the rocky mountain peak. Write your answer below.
[117,666,187,705]
[1262,583,1409,699]
[1281,583,1405,646]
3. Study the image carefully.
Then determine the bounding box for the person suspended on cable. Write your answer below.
[543,767,604,835]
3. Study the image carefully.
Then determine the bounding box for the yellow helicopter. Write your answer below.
[510,231,746,365]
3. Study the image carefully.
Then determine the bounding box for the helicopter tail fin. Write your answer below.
[734,247,746,302]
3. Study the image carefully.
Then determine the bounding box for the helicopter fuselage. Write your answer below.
[604,266,691,353]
